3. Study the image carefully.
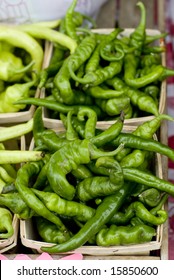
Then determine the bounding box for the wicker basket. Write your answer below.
[41,28,166,129]
[20,125,164,256]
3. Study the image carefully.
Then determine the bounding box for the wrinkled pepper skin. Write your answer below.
[35,216,71,244]
[32,189,95,222]
[76,156,124,202]
[110,201,167,226]
[0,207,14,239]
[41,181,134,253]
[47,139,123,200]
[0,192,35,219]
[96,224,155,246]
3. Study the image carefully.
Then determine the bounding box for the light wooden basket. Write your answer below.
[20,125,164,256]
[0,41,50,125]
[41,28,166,129]
[0,133,26,253]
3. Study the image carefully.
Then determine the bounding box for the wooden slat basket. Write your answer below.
[41,28,166,129]
[20,125,165,256]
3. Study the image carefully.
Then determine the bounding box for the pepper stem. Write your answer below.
[89,143,124,160]
[14,60,35,74]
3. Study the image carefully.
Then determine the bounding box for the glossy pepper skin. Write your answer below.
[109,201,167,226]
[46,139,123,200]
[0,207,14,239]
[0,79,36,113]
[32,189,95,222]
[96,224,155,246]
[76,156,124,202]
[0,25,44,73]
[106,76,159,116]
[35,216,71,244]
[0,51,34,82]
[15,160,70,239]
[41,181,134,253]
[0,192,35,219]
[53,33,96,104]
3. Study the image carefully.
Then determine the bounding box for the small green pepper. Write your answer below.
[35,216,71,244]
[0,207,14,239]
[0,79,36,113]
[0,192,35,219]
[0,51,34,82]
[96,224,155,246]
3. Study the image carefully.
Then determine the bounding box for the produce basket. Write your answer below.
[0,214,19,254]
[0,133,25,253]
[20,125,165,256]
[41,28,166,129]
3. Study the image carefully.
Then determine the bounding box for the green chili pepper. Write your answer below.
[120,149,147,168]
[76,156,124,202]
[38,60,63,88]
[15,161,70,238]
[106,77,159,116]
[64,0,78,42]
[138,188,162,207]
[124,53,164,89]
[140,53,161,68]
[150,193,168,216]
[0,150,44,164]
[0,51,35,82]
[110,200,167,226]
[68,58,123,88]
[77,107,97,139]
[85,44,101,74]
[100,42,125,62]
[123,167,174,196]
[0,166,14,184]
[65,111,79,141]
[0,79,36,113]
[91,111,125,147]
[32,189,95,222]
[95,95,131,117]
[35,216,71,244]
[0,207,14,239]
[115,114,174,162]
[85,85,124,99]
[18,23,77,55]
[53,33,96,104]
[41,181,134,253]
[129,1,146,55]
[0,25,44,73]
[0,192,35,219]
[96,224,155,246]
[111,132,174,162]
[14,97,102,119]
[145,32,168,45]
[0,119,33,142]
[46,139,124,200]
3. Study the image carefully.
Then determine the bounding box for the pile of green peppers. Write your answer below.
[15,0,173,120]
[1,106,174,252]
[1,0,174,253]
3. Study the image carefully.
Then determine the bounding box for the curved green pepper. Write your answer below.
[0,207,14,239]
[96,224,155,246]
[35,216,71,244]
[32,189,95,222]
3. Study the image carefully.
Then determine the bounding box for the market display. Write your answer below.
[0,0,173,257]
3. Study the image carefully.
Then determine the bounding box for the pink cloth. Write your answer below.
[165,0,174,260]
[0,253,83,260]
